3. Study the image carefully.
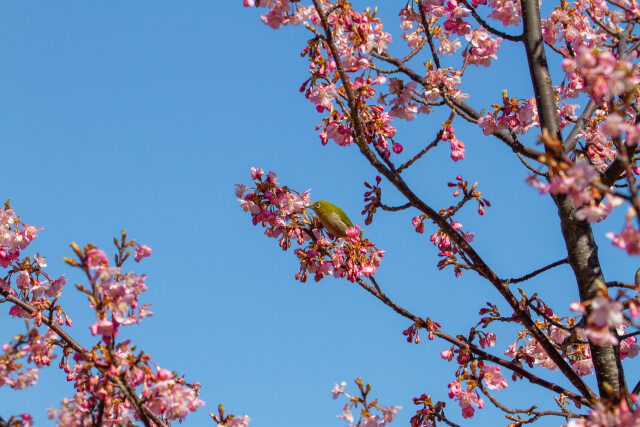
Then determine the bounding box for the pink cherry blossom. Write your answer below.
[13,369,39,390]
[483,365,507,391]
[86,249,108,269]
[134,244,152,262]
[572,357,594,376]
[488,0,521,25]
[590,296,624,328]
[607,224,640,256]
[464,28,502,67]
[308,84,339,111]
[477,114,498,135]
[621,337,640,360]
[441,349,454,360]
[331,381,346,399]
[16,270,30,290]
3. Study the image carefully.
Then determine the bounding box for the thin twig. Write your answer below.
[517,152,547,176]
[458,0,523,41]
[620,330,640,340]
[397,130,443,173]
[506,258,569,284]
[379,202,412,212]
[526,299,572,330]
[418,2,442,69]
[477,379,582,418]
[564,100,597,153]
[607,281,636,290]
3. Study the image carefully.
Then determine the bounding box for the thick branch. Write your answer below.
[521,0,621,400]
[521,0,562,142]
[552,193,622,399]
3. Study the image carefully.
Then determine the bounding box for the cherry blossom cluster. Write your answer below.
[362,175,383,226]
[409,394,449,427]
[412,214,474,277]
[0,203,69,408]
[49,352,203,424]
[244,0,478,163]
[582,114,619,172]
[437,322,506,418]
[442,126,465,161]
[0,413,33,427]
[477,295,599,381]
[238,167,384,283]
[562,46,639,106]
[526,150,640,256]
[0,204,204,425]
[446,378,485,419]
[0,328,58,392]
[411,176,487,276]
[541,1,602,49]
[243,0,317,30]
[59,239,151,346]
[607,219,640,255]
[568,398,640,426]
[409,363,507,421]
[493,289,634,387]
[403,318,442,344]
[48,238,204,424]
[0,202,41,269]
[477,93,539,136]
[294,225,384,282]
[527,157,625,223]
[331,378,401,426]
[237,167,311,250]
[446,175,490,216]
[463,28,502,67]
[571,292,640,355]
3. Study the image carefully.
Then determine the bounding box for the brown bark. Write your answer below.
[521,0,621,400]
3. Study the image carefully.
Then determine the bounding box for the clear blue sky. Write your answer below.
[0,2,636,426]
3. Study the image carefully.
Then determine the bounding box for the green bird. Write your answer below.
[310,200,354,238]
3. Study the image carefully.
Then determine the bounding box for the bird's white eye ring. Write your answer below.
[315,203,320,209]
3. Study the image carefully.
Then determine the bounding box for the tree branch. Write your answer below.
[607,281,636,290]
[506,258,568,284]
[458,0,523,41]
[477,378,583,419]
[521,0,562,143]
[313,0,596,401]
[396,130,443,173]
[355,277,593,406]
[563,100,597,153]
[0,291,167,426]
